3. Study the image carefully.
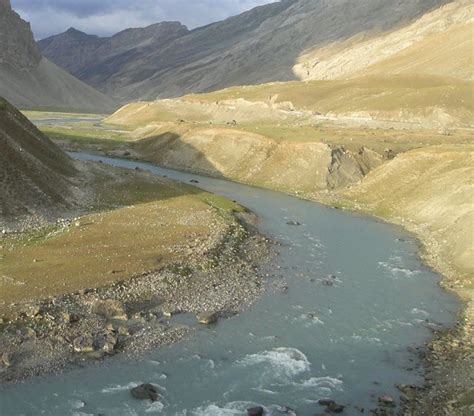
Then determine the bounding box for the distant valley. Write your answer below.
[38,0,453,102]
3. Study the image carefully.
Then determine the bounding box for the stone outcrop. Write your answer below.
[0,0,41,69]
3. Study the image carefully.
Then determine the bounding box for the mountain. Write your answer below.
[0,97,77,221]
[38,0,451,102]
[0,0,116,112]
[294,0,473,81]
[38,22,188,87]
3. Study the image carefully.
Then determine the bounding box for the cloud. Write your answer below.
[11,0,278,39]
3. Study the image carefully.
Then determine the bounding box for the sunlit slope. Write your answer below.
[294,0,473,82]
[339,145,474,283]
[109,75,474,127]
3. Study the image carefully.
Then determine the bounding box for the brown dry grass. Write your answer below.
[0,169,244,314]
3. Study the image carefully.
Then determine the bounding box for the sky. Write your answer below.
[11,0,278,40]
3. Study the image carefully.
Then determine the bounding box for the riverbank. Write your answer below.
[0,161,272,384]
[22,111,473,413]
[60,147,473,414]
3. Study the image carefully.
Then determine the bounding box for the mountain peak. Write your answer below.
[64,27,99,40]
[66,27,81,34]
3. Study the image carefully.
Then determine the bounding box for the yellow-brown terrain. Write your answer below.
[294,0,473,82]
[17,0,473,411]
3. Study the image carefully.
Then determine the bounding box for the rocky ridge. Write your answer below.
[38,0,451,101]
[0,0,41,69]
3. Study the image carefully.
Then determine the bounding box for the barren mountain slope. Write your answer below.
[38,22,188,84]
[0,98,77,221]
[294,0,473,81]
[38,0,450,101]
[108,74,474,128]
[0,0,116,112]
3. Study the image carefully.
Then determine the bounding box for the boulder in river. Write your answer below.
[378,395,396,407]
[247,406,264,416]
[318,399,345,413]
[318,399,335,406]
[197,311,218,325]
[327,402,345,413]
[278,405,296,415]
[130,383,160,401]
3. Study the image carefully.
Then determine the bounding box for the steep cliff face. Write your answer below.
[0,0,41,69]
[39,0,451,102]
[0,1,117,112]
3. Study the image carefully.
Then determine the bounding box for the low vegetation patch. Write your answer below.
[0,166,244,316]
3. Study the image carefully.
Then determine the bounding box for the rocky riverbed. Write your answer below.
[0,212,272,384]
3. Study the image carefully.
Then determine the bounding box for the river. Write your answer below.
[0,153,458,416]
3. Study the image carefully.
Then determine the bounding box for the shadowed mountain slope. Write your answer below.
[38,0,451,102]
[0,97,77,220]
[0,0,116,112]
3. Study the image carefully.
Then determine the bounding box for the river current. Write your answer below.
[0,153,458,415]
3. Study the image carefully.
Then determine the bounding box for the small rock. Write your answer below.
[247,406,264,416]
[318,399,336,406]
[98,334,118,354]
[23,305,41,318]
[197,311,218,325]
[130,383,160,402]
[1,352,13,367]
[327,402,345,413]
[162,309,177,318]
[278,405,296,415]
[92,299,128,320]
[73,335,95,353]
[384,149,396,160]
[117,325,130,336]
[24,327,36,338]
[60,311,79,324]
[378,395,396,407]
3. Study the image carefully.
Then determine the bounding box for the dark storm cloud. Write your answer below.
[11,0,278,39]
